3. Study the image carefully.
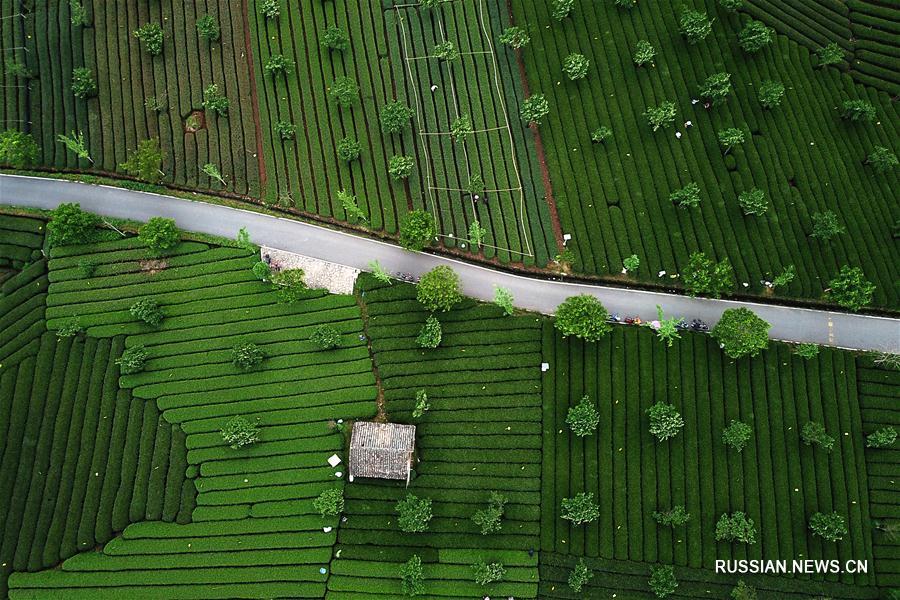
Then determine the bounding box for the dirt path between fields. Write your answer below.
[240,0,268,193]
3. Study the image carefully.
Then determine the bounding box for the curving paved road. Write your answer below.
[1,173,898,353]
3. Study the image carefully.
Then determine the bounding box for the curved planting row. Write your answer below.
[0,215,45,272]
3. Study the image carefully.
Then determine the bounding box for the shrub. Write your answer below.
[826,265,875,310]
[644,101,676,131]
[521,94,550,125]
[649,305,681,347]
[719,0,743,12]
[678,9,713,44]
[699,72,732,105]
[494,287,514,315]
[771,264,796,289]
[264,54,294,77]
[816,42,844,66]
[757,80,785,108]
[867,146,897,174]
[130,298,164,326]
[196,15,220,42]
[400,555,425,596]
[396,494,432,532]
[793,343,820,359]
[810,210,845,241]
[329,76,358,108]
[561,492,600,525]
[499,26,530,48]
[71,67,97,99]
[718,127,745,154]
[420,0,449,6]
[47,203,99,246]
[202,83,229,116]
[0,129,40,168]
[252,261,271,281]
[563,53,590,80]
[841,99,876,122]
[472,491,507,535]
[337,136,362,162]
[321,26,349,51]
[623,254,640,272]
[649,565,678,598]
[715,512,757,544]
[809,512,848,542]
[313,488,344,517]
[77,259,98,278]
[633,40,656,66]
[647,402,684,441]
[399,210,436,251]
[389,155,415,180]
[412,389,430,419]
[433,40,459,61]
[683,252,734,298]
[731,580,757,600]
[274,120,296,141]
[473,561,505,585]
[450,114,473,143]
[567,395,600,437]
[271,269,307,303]
[551,0,575,20]
[221,416,261,449]
[417,266,462,312]
[57,319,83,338]
[232,342,266,370]
[722,420,753,452]
[120,138,164,183]
[712,308,770,359]
[591,126,612,144]
[801,421,835,452]
[653,505,690,527]
[568,558,593,592]
[554,295,612,341]
[116,345,148,375]
[669,182,701,208]
[416,315,442,349]
[338,189,366,223]
[69,0,87,25]
[139,217,179,257]
[311,324,341,350]
[738,20,773,53]
[134,23,164,55]
[867,427,897,448]
[259,0,279,19]
[738,188,767,216]
[380,101,414,134]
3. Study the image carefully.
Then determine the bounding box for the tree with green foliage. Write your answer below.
[647,402,684,441]
[337,136,362,162]
[757,80,785,109]
[826,265,875,310]
[712,308,770,359]
[388,155,415,180]
[57,130,92,163]
[591,125,612,144]
[47,203,100,246]
[717,127,745,154]
[116,345,148,375]
[648,305,681,347]
[417,266,462,312]
[633,40,656,66]
[202,162,226,186]
[412,389,430,419]
[369,260,392,285]
[71,67,97,99]
[722,420,753,452]
[56,319,84,338]
[623,254,640,273]
[715,512,757,544]
[644,101,676,131]
[0,129,41,169]
[653,505,691,527]
[810,210,845,241]
[321,26,350,51]
[520,94,550,125]
[809,512,848,542]
[139,217,179,257]
[794,343,820,359]
[493,286,514,315]
[450,114,473,143]
[568,558,593,592]
[259,0,280,19]
[416,315,442,349]
[271,269,307,303]
[683,252,734,298]
[338,189,366,223]
[699,72,732,106]
[433,40,459,61]
[801,421,835,452]
[396,494,433,533]
[420,0,450,7]
[561,492,599,525]
[841,99,876,122]
[134,23,164,55]
[669,182,701,208]
[472,491,508,535]
[867,146,897,173]
[867,427,897,448]
[329,76,358,108]
[771,264,796,290]
[467,220,487,248]
[738,20,773,53]
[202,83,229,116]
[313,488,344,517]
[567,395,600,437]
[816,42,844,67]
[232,342,266,370]
[399,210,437,251]
[252,261,271,281]
[310,325,341,350]
[731,580,757,600]
[274,120,296,141]
[738,188,767,216]
[77,259,98,278]
[380,101,415,134]
[719,0,743,12]
[678,9,713,44]
[615,0,637,7]
[649,565,678,598]
[563,53,590,80]
[221,416,261,449]
[473,561,505,585]
[130,298,164,327]
[196,14,220,42]
[554,295,611,341]
[499,26,530,48]
[400,555,425,597]
[120,138,164,183]
[70,0,87,25]
[551,0,575,20]
[264,54,294,77]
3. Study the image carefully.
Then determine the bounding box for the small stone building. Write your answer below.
[349,422,416,484]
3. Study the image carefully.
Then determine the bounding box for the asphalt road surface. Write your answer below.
[2,174,897,353]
